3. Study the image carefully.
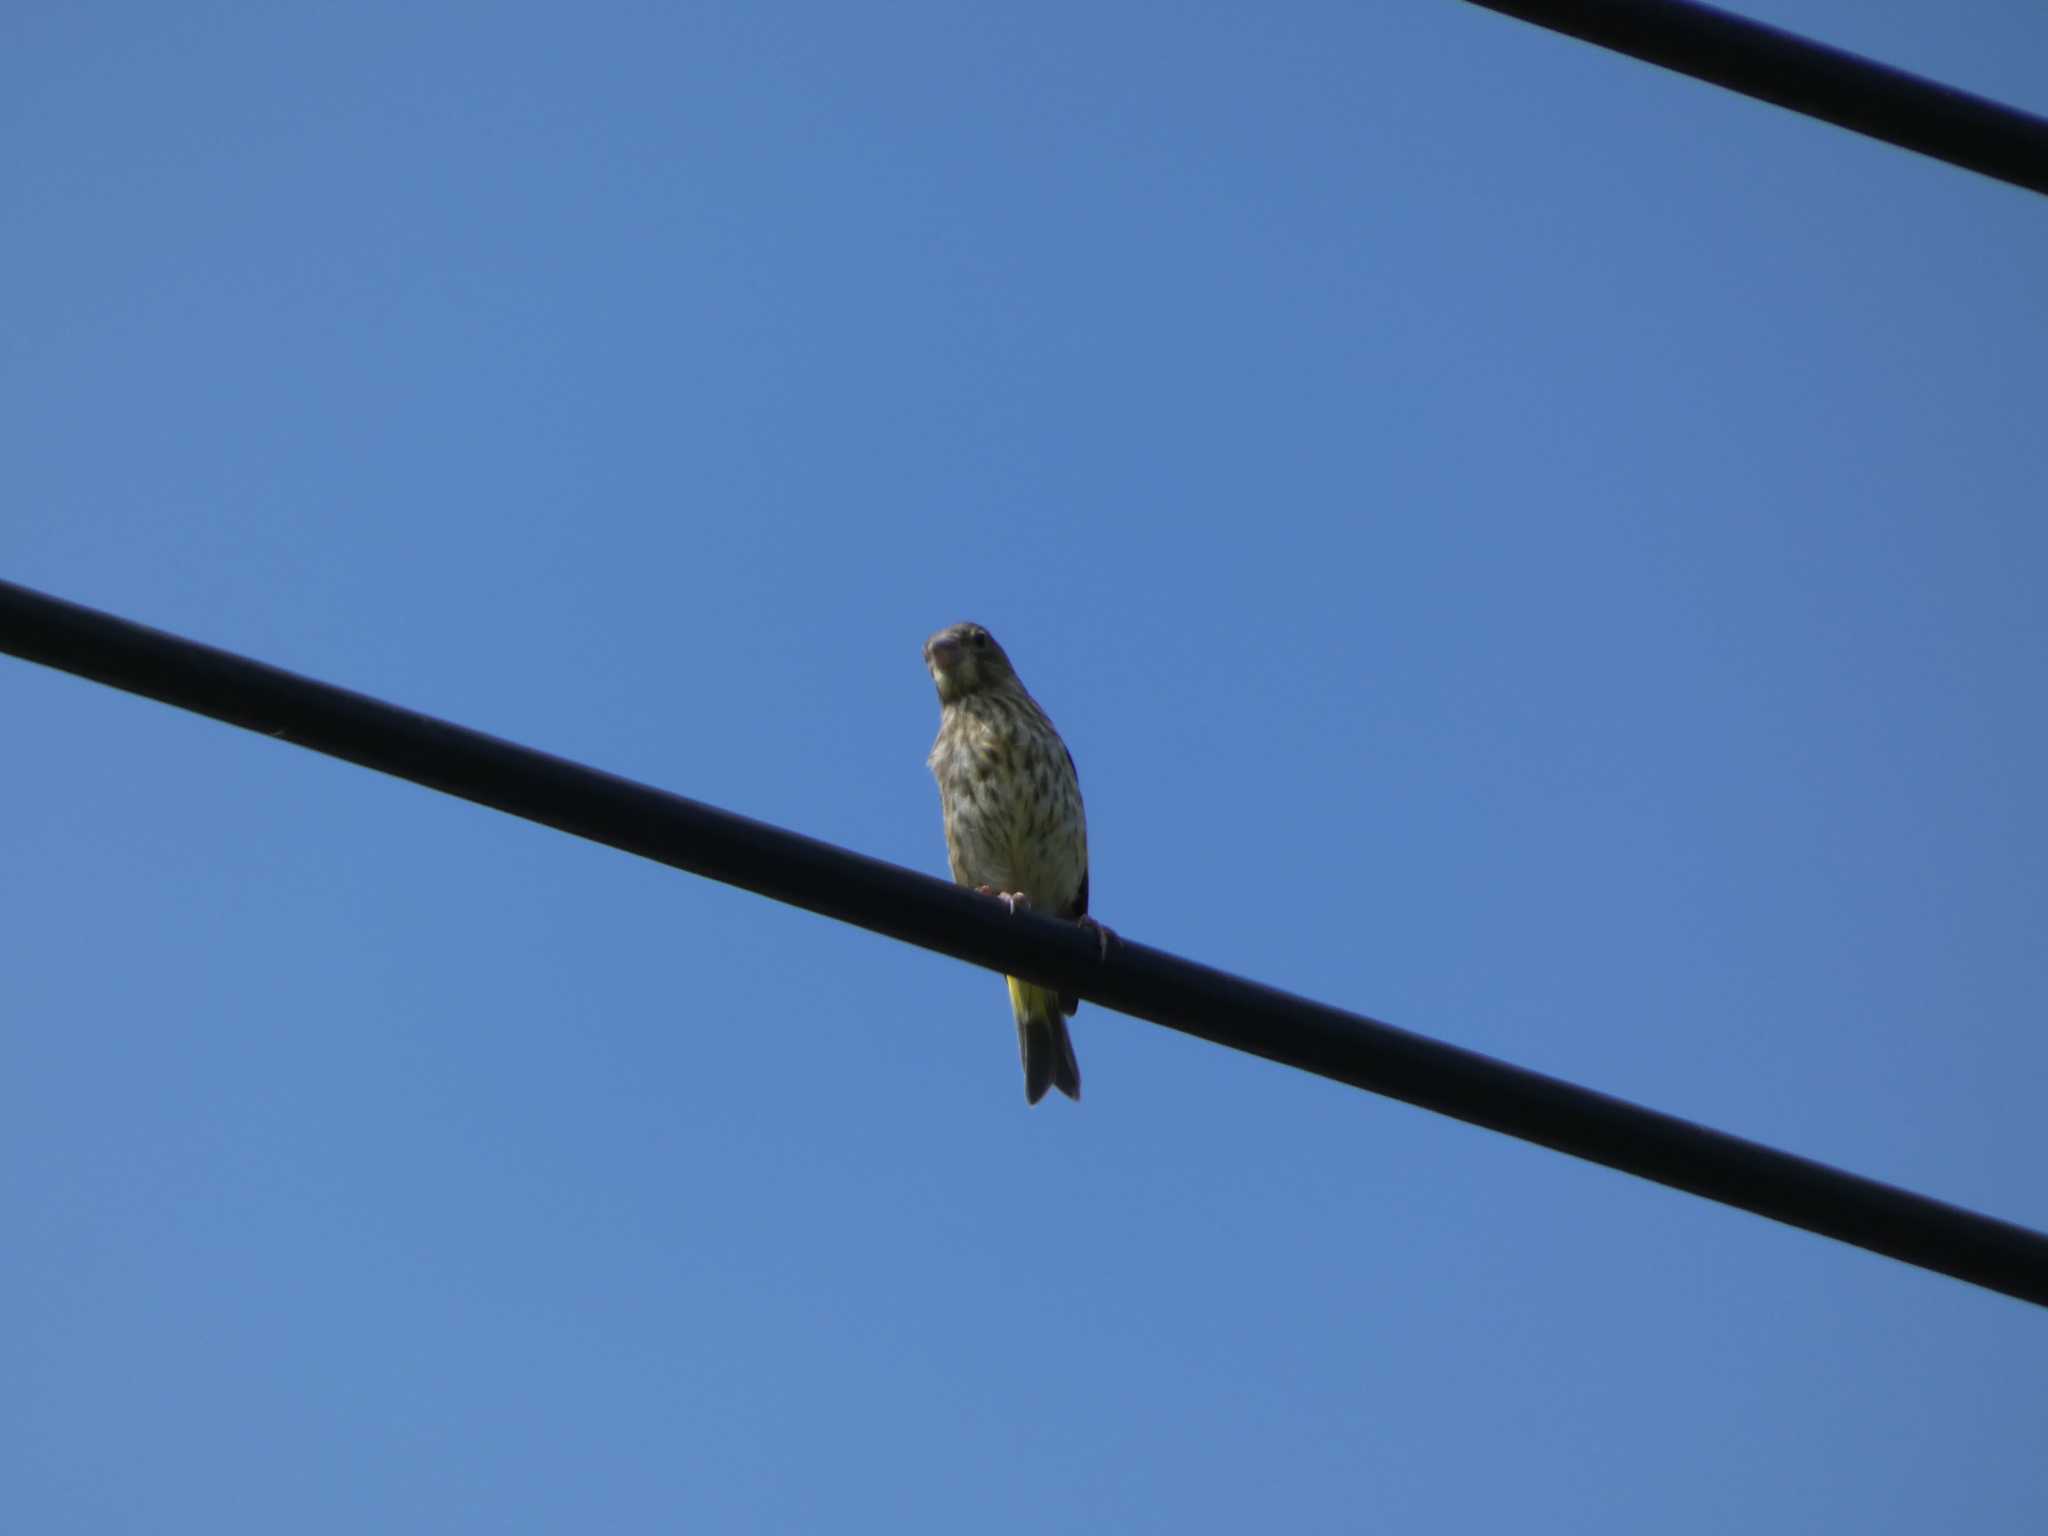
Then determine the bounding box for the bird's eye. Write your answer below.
[971,632,989,649]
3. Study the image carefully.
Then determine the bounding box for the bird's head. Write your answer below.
[924,621,1018,703]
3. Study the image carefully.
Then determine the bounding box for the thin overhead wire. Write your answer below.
[5,577,2046,1307]
[1462,0,2048,196]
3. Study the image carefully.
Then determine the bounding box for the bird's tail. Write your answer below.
[1008,975,1082,1105]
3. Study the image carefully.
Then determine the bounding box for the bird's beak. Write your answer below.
[928,636,962,672]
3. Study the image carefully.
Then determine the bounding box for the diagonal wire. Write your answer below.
[1461,0,2048,196]
[4,576,2046,1307]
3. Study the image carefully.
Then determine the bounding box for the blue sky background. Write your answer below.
[7,2,2047,1529]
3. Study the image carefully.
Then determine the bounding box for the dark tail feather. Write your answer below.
[1019,1014,1055,1105]
[1010,976,1082,1105]
[1047,1012,1082,1102]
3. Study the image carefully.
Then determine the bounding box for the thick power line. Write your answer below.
[1463,0,2048,196]
[5,577,2045,1307]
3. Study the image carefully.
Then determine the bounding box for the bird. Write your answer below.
[923,621,1092,1104]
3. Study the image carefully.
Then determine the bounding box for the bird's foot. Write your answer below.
[977,885,1030,916]
[1077,914,1118,963]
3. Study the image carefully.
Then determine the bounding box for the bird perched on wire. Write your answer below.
[924,621,1093,1104]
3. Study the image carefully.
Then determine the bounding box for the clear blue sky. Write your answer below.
[7,2,2046,1530]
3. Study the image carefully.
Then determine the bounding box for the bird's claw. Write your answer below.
[1077,915,1117,964]
[976,886,1106,958]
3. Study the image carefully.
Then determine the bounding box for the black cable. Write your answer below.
[1462,0,2048,196]
[4,576,2045,1307]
